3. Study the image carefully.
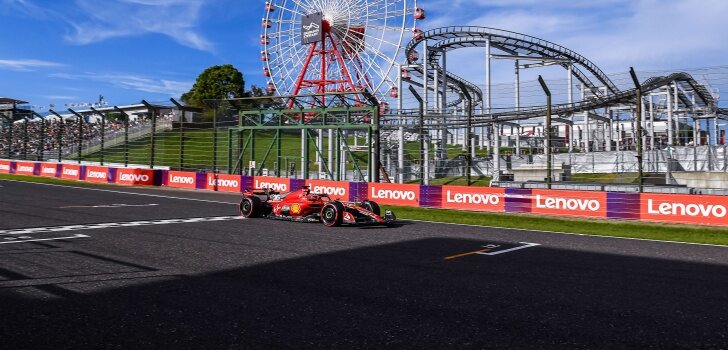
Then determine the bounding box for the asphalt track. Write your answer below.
[0,179,727,349]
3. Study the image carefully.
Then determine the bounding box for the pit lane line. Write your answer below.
[3,179,727,248]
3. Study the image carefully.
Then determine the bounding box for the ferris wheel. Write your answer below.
[261,0,425,106]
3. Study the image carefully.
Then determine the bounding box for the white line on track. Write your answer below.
[0,179,237,205]
[4,179,727,248]
[476,242,541,256]
[0,234,89,244]
[60,203,160,208]
[0,216,243,236]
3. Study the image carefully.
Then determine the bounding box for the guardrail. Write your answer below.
[2,159,726,227]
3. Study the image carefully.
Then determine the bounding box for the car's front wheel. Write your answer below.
[360,200,381,216]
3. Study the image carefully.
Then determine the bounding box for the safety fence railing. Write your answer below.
[3,114,728,192]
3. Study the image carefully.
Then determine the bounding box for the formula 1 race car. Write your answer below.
[239,186,396,227]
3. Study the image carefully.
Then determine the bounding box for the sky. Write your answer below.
[1,0,727,110]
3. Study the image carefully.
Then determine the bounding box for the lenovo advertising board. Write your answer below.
[14,161,38,176]
[531,189,608,218]
[84,166,110,183]
[441,186,505,212]
[641,193,728,226]
[116,168,154,186]
[367,183,420,207]
[39,163,59,177]
[305,179,349,201]
[253,176,290,192]
[301,12,323,44]
[60,164,82,180]
[166,171,199,189]
[0,160,11,174]
[206,173,242,193]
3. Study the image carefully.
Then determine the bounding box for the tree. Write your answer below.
[181,64,245,109]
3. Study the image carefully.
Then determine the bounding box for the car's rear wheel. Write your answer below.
[361,200,381,216]
[240,196,262,218]
[321,201,345,227]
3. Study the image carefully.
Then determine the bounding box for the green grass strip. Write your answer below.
[2,173,726,246]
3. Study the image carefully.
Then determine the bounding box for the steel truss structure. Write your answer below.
[384,26,728,184]
[211,92,382,183]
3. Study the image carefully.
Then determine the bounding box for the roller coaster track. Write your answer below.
[392,26,721,127]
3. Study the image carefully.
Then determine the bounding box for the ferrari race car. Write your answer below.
[239,186,396,227]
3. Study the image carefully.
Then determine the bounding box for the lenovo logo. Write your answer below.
[119,173,150,182]
[311,185,346,197]
[370,186,416,201]
[17,165,34,173]
[87,170,107,179]
[63,168,79,176]
[255,180,287,192]
[170,176,194,184]
[535,195,600,211]
[0,164,9,171]
[647,199,726,218]
[445,191,499,205]
[208,178,239,188]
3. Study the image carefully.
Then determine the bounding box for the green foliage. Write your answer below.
[181,64,246,109]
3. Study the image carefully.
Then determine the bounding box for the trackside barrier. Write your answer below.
[164,170,205,189]
[40,163,60,178]
[3,159,728,227]
[84,166,112,184]
[61,164,84,181]
[0,159,12,174]
[115,168,155,186]
[206,173,242,193]
[14,161,39,176]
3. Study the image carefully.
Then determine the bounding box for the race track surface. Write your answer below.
[0,179,726,349]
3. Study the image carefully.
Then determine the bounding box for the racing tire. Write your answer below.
[321,201,345,227]
[360,200,381,216]
[240,196,262,218]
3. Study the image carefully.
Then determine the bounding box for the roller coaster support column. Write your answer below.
[441,49,448,160]
[581,84,589,153]
[538,76,552,189]
[433,58,440,160]
[409,85,425,185]
[458,82,473,186]
[568,64,574,153]
[515,60,521,155]
[649,95,655,150]
[667,85,674,146]
[630,67,644,193]
[484,38,491,152]
[607,109,614,152]
[398,65,405,183]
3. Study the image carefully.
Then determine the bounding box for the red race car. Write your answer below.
[239,186,396,227]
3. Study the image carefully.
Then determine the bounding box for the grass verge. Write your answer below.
[2,173,726,246]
